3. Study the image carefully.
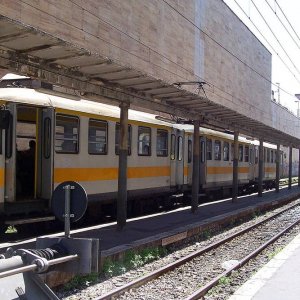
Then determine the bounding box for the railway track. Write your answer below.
[94,201,300,300]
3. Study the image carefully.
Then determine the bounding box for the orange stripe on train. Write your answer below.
[54,166,171,183]
[207,166,249,175]
[0,168,4,187]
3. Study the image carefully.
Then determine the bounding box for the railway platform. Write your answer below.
[57,186,300,264]
[229,230,300,300]
[1,186,300,267]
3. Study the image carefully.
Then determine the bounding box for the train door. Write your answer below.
[199,136,206,185]
[170,129,177,187]
[15,105,37,201]
[37,107,54,201]
[0,114,6,212]
[176,130,184,188]
[4,103,16,203]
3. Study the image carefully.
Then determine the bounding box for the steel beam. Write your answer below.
[258,138,264,197]
[232,131,239,202]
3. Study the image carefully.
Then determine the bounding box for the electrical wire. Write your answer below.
[233,0,300,88]
[250,0,300,76]
[264,0,300,50]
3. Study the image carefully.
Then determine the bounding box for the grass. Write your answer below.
[5,225,17,234]
[218,276,231,285]
[102,247,168,278]
[64,273,99,291]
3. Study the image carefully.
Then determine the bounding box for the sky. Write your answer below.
[224,0,300,115]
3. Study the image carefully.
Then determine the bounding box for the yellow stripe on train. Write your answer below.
[0,168,4,187]
[54,166,171,183]
[207,166,249,174]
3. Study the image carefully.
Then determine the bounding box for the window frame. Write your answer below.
[223,141,229,161]
[88,118,108,155]
[206,138,212,160]
[244,145,249,162]
[138,126,151,156]
[214,140,221,161]
[55,114,80,154]
[170,134,176,160]
[156,129,168,157]
[115,123,132,156]
[177,136,183,161]
[238,144,243,162]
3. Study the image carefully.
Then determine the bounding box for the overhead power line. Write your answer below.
[264,0,300,51]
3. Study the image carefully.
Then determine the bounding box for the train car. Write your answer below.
[0,87,290,229]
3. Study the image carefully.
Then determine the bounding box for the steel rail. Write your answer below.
[184,217,300,300]
[0,254,78,279]
[94,201,300,300]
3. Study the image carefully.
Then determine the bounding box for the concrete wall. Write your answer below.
[1,0,299,138]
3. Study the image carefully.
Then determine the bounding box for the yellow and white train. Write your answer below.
[0,87,287,225]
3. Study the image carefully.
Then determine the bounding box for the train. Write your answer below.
[0,87,296,229]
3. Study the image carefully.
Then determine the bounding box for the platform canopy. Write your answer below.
[0,16,299,146]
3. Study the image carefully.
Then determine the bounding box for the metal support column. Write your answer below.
[232,131,239,202]
[288,146,292,189]
[258,138,264,197]
[276,143,280,193]
[298,148,300,187]
[117,102,129,230]
[191,119,200,213]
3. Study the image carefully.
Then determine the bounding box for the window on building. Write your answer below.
[115,123,132,155]
[171,134,176,160]
[214,140,221,160]
[157,129,168,157]
[55,114,79,153]
[239,144,243,162]
[245,145,249,162]
[138,126,151,156]
[223,141,229,161]
[206,138,212,160]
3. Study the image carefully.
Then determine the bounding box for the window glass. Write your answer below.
[138,126,151,156]
[223,141,229,161]
[245,145,249,162]
[214,140,221,160]
[271,150,274,163]
[88,119,108,155]
[115,123,131,155]
[178,136,183,161]
[157,129,168,157]
[250,148,253,164]
[171,134,176,160]
[267,149,270,163]
[188,139,192,163]
[206,139,212,160]
[55,114,79,153]
[238,144,243,162]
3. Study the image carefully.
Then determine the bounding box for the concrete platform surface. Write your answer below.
[229,230,300,300]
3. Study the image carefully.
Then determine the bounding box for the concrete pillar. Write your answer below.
[232,131,239,202]
[191,119,200,213]
[298,148,300,187]
[258,138,264,197]
[276,143,280,193]
[117,102,129,230]
[288,146,292,189]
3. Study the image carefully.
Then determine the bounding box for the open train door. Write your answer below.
[0,110,7,213]
[4,103,16,203]
[37,107,54,204]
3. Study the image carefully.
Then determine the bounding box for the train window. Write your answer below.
[171,134,176,160]
[244,146,249,162]
[5,113,13,158]
[88,119,108,155]
[138,126,151,156]
[214,140,221,160]
[115,123,132,155]
[250,148,254,164]
[188,139,192,163]
[157,129,168,157]
[178,136,183,161]
[223,141,229,161]
[271,150,274,163]
[55,114,79,154]
[267,149,270,163]
[238,144,243,162]
[43,117,51,159]
[206,139,212,160]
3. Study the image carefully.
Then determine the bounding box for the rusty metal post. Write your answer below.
[117,102,129,230]
[288,146,292,189]
[258,138,264,197]
[276,143,280,193]
[232,131,239,202]
[298,148,300,187]
[191,119,200,213]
